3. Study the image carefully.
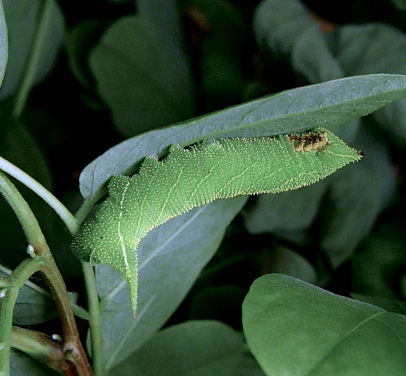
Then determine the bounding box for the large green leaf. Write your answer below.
[243,274,406,376]
[79,74,406,201]
[325,23,406,147]
[90,197,247,369]
[108,320,244,376]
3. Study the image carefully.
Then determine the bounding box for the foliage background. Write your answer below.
[2,0,406,374]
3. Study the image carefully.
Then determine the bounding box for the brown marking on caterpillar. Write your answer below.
[289,131,330,152]
[357,150,365,157]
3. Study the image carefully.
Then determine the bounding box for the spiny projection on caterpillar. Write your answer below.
[70,127,363,316]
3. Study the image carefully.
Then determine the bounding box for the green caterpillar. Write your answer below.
[71,128,362,315]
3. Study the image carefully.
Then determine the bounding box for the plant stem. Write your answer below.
[0,170,48,254]
[12,0,54,119]
[82,262,105,376]
[1,255,93,375]
[0,156,79,235]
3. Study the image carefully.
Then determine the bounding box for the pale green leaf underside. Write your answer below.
[79,74,406,200]
[71,128,362,315]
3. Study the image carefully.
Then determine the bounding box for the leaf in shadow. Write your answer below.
[108,320,244,376]
[89,15,195,137]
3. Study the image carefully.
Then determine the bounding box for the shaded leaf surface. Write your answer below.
[243,181,327,239]
[243,274,406,376]
[79,74,406,200]
[0,267,57,325]
[0,0,65,100]
[319,162,381,268]
[108,320,244,376]
[0,119,56,270]
[325,23,406,147]
[10,349,59,376]
[89,15,194,137]
[351,222,406,299]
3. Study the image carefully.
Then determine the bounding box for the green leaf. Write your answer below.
[89,15,195,137]
[10,349,59,376]
[325,23,406,146]
[291,24,344,84]
[350,222,406,299]
[0,118,56,269]
[253,0,313,57]
[91,197,247,369]
[318,162,381,268]
[258,246,318,285]
[0,266,57,325]
[351,294,406,316]
[392,0,406,10]
[72,128,362,315]
[243,274,406,376]
[0,0,8,88]
[65,19,107,92]
[243,181,327,241]
[236,353,267,376]
[0,0,65,100]
[108,320,244,376]
[79,74,406,201]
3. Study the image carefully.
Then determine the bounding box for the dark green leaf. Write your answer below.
[0,267,57,325]
[10,349,59,376]
[0,0,65,100]
[89,15,195,137]
[109,321,244,376]
[319,162,381,268]
[243,274,406,376]
[351,222,406,298]
[392,0,406,10]
[243,181,327,240]
[325,23,406,147]
[0,119,56,269]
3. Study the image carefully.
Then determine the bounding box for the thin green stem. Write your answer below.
[1,255,93,375]
[82,261,105,376]
[75,193,104,224]
[0,170,48,253]
[12,0,54,119]
[0,156,79,235]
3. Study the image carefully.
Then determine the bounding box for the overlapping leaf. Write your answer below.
[243,274,406,376]
[79,74,406,200]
